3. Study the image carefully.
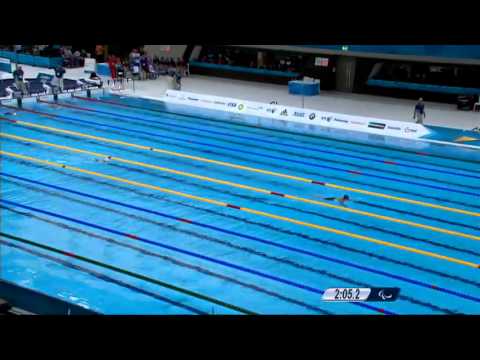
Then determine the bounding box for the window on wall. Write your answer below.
[371,60,480,88]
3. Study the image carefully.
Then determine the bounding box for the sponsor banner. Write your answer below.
[163,90,430,139]
[368,122,386,130]
[0,57,12,73]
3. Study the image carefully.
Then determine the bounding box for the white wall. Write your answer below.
[144,45,188,59]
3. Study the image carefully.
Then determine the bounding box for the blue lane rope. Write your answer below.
[0,239,207,315]
[0,198,395,315]
[70,96,480,180]
[23,102,480,196]
[2,173,480,305]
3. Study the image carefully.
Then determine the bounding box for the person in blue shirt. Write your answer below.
[413,98,426,124]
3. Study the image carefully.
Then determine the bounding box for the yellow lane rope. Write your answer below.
[1,149,478,269]
[2,132,480,242]
[4,118,480,218]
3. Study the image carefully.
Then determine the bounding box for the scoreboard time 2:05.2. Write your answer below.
[322,288,400,302]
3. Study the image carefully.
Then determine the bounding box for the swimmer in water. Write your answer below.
[95,156,112,163]
[323,195,350,205]
[3,112,17,116]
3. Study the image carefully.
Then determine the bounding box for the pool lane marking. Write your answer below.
[0,203,392,315]
[1,150,479,270]
[0,239,207,315]
[4,132,480,243]
[71,95,480,180]
[1,115,478,218]
[3,207,331,315]
[0,232,253,315]
[32,99,480,196]
[4,172,480,305]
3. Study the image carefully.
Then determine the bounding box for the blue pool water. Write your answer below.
[0,93,479,315]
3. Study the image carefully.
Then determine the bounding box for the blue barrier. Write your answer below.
[289,80,320,96]
[190,61,300,78]
[367,79,480,96]
[0,58,12,73]
[17,54,35,66]
[96,62,111,77]
[0,51,62,68]
[48,57,63,68]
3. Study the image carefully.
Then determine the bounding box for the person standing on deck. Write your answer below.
[13,65,28,95]
[54,65,66,92]
[413,98,426,124]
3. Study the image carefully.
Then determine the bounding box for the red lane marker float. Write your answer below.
[179,218,193,224]
[226,204,241,210]
[311,180,326,186]
[384,161,397,165]
[270,191,285,197]
[0,117,17,124]
[126,234,140,240]
[348,170,362,175]
[416,152,429,156]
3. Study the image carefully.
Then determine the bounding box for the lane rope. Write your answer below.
[0,201,394,315]
[0,232,255,314]
[3,172,480,304]
[1,114,478,217]
[1,150,478,270]
[3,131,480,242]
[32,99,480,196]
[71,95,480,180]
[0,238,208,315]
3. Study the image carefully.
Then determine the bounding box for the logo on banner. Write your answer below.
[387,126,401,131]
[266,108,276,114]
[333,118,349,123]
[238,104,245,111]
[321,116,333,122]
[187,97,199,101]
[228,103,237,107]
[404,127,418,133]
[351,121,366,125]
[368,122,386,130]
[309,113,316,120]
[214,101,226,105]
[294,112,305,118]
[280,109,288,116]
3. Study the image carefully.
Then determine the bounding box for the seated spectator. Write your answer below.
[116,61,125,80]
[63,47,74,67]
[140,55,150,80]
[73,50,82,67]
[108,55,117,80]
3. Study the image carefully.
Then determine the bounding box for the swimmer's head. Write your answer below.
[342,195,350,201]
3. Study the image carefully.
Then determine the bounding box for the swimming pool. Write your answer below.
[1,92,479,315]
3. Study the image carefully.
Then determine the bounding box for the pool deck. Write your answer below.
[4,64,480,150]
